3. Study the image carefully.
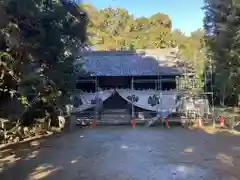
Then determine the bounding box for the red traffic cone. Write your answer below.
[131,119,135,129]
[92,119,96,128]
[220,116,225,128]
[165,119,169,128]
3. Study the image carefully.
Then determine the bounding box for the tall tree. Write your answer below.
[0,0,87,122]
[204,0,240,105]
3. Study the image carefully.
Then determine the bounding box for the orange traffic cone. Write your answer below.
[165,119,170,128]
[220,116,225,128]
[92,120,96,128]
[131,119,135,129]
[196,118,202,128]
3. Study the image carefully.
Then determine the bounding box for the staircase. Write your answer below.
[100,109,131,125]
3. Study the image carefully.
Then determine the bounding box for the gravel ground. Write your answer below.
[1,126,240,180]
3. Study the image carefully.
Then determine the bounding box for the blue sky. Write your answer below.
[82,0,204,35]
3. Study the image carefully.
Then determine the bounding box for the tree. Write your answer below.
[150,13,172,29]
[203,0,240,105]
[0,0,87,124]
[82,4,175,50]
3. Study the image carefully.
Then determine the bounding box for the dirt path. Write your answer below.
[1,127,240,180]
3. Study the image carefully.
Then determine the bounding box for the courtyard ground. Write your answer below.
[0,126,240,180]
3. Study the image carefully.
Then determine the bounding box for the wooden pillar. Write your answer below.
[176,76,179,91]
[156,76,162,90]
[94,76,98,121]
[159,76,162,90]
[95,76,98,92]
[131,77,134,118]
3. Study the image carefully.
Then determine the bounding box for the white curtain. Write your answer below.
[116,89,177,112]
[71,88,178,116]
[72,89,114,113]
[158,94,177,111]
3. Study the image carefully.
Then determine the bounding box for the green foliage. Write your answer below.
[203,0,240,105]
[0,0,87,121]
[82,3,175,50]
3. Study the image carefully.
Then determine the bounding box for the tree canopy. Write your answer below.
[81,3,176,50]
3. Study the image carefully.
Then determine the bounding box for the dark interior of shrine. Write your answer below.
[76,75,176,92]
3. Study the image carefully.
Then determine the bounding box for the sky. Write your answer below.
[82,0,204,35]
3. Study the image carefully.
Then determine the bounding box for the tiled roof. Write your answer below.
[76,48,185,76]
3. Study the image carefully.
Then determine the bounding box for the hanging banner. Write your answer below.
[72,89,114,112]
[116,89,177,112]
[71,88,178,115]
